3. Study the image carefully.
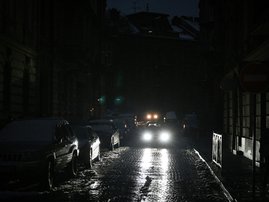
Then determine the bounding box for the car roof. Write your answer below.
[8,117,69,124]
[0,118,69,142]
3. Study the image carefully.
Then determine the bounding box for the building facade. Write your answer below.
[199,0,269,162]
[0,0,107,126]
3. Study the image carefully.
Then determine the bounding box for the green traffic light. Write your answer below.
[114,96,124,105]
[98,95,106,105]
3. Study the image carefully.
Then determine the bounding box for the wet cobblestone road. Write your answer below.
[0,144,230,202]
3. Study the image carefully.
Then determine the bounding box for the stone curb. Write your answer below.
[194,149,236,202]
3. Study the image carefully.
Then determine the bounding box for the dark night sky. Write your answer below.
[107,0,199,17]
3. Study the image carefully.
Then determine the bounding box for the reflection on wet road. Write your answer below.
[137,148,170,201]
[0,146,229,202]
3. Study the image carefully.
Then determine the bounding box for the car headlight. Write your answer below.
[159,131,170,142]
[142,132,152,142]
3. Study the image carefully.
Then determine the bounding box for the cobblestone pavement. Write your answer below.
[0,145,231,202]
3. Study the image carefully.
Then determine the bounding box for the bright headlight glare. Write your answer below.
[143,132,152,141]
[159,131,170,142]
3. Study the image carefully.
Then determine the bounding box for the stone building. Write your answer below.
[199,0,269,162]
[0,0,107,126]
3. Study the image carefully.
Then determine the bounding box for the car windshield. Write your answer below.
[71,125,89,139]
[147,122,161,127]
[0,120,56,142]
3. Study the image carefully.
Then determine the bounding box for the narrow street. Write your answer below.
[0,1,268,202]
[0,140,231,202]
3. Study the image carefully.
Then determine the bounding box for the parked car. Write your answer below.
[117,113,137,131]
[89,119,120,150]
[0,118,79,190]
[163,112,181,135]
[70,124,101,168]
[182,113,199,136]
[112,118,129,140]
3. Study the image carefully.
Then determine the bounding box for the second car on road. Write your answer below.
[70,124,101,168]
[89,119,120,151]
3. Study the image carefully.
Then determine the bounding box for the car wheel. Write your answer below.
[68,152,78,177]
[42,159,54,190]
[111,137,115,151]
[110,143,114,151]
[87,150,93,169]
[97,149,101,161]
[117,140,120,148]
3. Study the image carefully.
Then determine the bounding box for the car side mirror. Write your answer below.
[54,136,63,144]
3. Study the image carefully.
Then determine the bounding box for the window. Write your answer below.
[242,93,250,137]
[256,94,261,140]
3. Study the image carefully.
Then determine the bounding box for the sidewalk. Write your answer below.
[193,135,269,202]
